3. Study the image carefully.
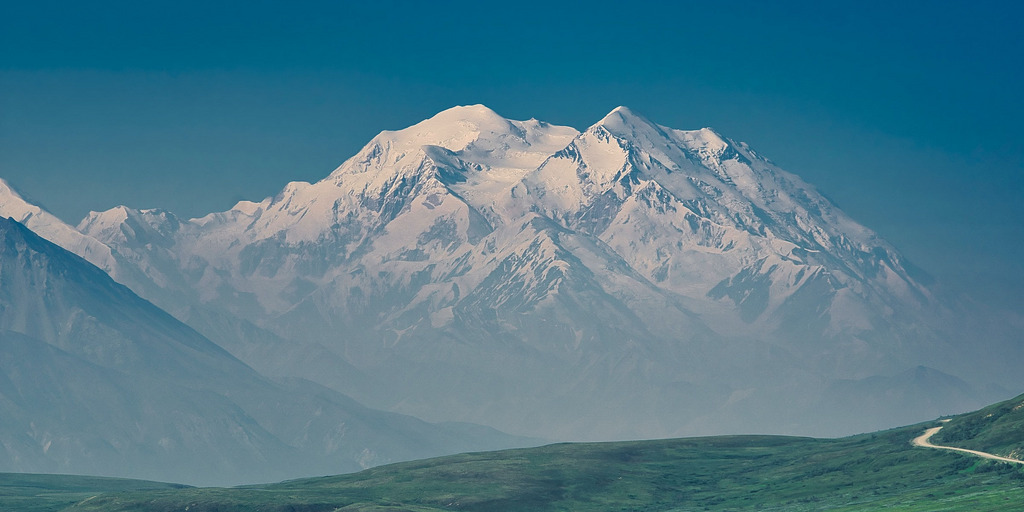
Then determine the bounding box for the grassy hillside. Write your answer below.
[934,392,1024,460]
[0,473,185,512]
[6,394,1024,511]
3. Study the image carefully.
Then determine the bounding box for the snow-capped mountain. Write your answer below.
[0,178,118,274]
[0,216,530,485]
[33,105,1020,439]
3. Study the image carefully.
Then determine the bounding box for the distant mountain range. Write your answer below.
[2,105,1019,448]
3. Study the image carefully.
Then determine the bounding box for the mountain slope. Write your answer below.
[0,216,529,486]
[934,392,1024,460]
[0,178,117,275]
[507,107,940,371]
[66,105,1021,439]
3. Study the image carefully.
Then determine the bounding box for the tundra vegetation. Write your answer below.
[6,393,1024,512]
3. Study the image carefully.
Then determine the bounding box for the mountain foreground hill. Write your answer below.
[0,216,531,486]
[8,393,1024,511]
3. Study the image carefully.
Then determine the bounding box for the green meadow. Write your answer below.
[6,394,1024,512]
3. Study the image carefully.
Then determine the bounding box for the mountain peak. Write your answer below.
[327,105,577,186]
[408,104,516,148]
[429,104,505,122]
[0,177,38,218]
[590,106,670,147]
[605,105,640,117]
[0,177,118,273]
[344,104,519,161]
[594,108,725,148]
[596,106,652,130]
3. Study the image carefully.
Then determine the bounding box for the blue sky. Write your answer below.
[1,0,1022,309]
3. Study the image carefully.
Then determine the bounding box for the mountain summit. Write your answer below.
[30,106,1019,440]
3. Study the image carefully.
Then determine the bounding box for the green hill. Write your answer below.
[6,394,1024,512]
[934,392,1024,460]
[0,473,185,512]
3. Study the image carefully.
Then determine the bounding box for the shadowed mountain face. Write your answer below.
[0,217,530,486]
[7,105,1021,440]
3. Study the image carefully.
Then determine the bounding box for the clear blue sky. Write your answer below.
[2,0,1022,310]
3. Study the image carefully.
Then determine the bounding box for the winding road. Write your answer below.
[912,421,1024,465]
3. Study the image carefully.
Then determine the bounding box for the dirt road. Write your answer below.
[913,422,1024,465]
